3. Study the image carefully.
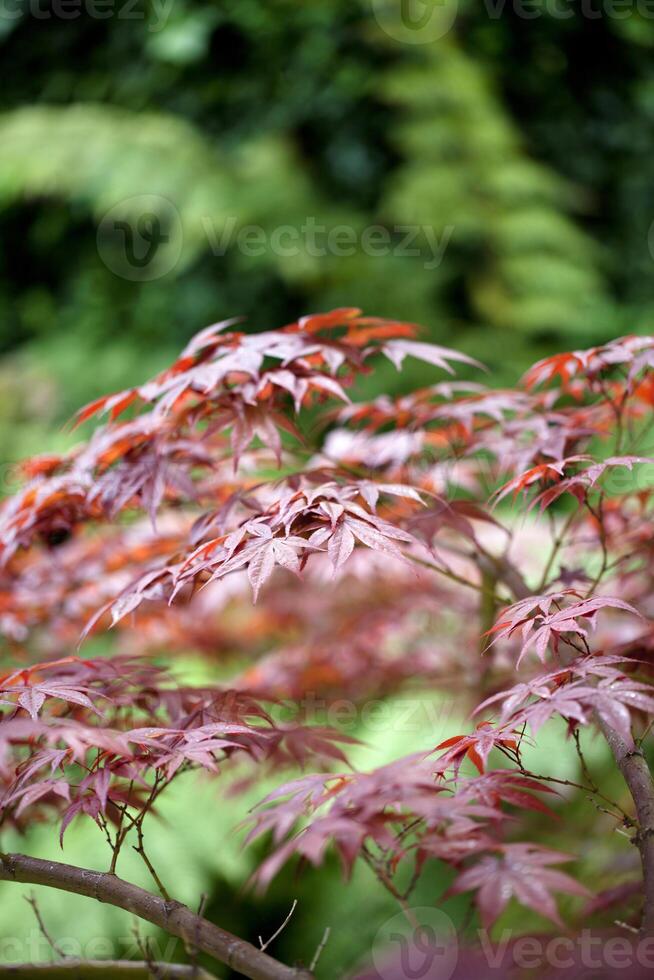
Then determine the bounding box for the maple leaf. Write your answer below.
[447,843,590,927]
[522,351,587,390]
[538,677,653,740]
[522,335,654,390]
[245,750,562,893]
[454,771,558,817]
[0,657,129,720]
[322,427,426,470]
[581,880,643,918]
[149,478,426,605]
[434,723,521,774]
[485,592,643,666]
[380,339,484,375]
[3,308,654,940]
[532,456,654,511]
[475,653,654,741]
[491,456,590,507]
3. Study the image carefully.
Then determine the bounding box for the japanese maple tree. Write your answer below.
[2,309,654,977]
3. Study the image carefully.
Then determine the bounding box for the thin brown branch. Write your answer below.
[24,893,67,961]
[361,846,419,928]
[0,964,216,979]
[308,929,330,973]
[517,765,630,823]
[475,526,654,934]
[109,780,134,875]
[596,715,654,936]
[404,551,503,600]
[537,509,576,592]
[478,550,531,604]
[133,825,171,903]
[477,566,498,659]
[129,922,157,978]
[259,900,297,953]
[584,496,609,595]
[0,853,313,980]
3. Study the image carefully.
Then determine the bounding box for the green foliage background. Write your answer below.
[1,1,653,975]
[4,0,654,430]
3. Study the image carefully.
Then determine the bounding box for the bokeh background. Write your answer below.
[1,0,653,975]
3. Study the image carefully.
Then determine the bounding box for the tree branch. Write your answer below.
[0,854,313,980]
[24,894,66,961]
[475,539,654,933]
[596,716,654,936]
[0,963,216,979]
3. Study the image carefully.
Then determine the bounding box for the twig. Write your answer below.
[638,718,654,749]
[595,716,654,936]
[573,729,596,790]
[402,859,423,902]
[0,853,314,980]
[403,552,502,600]
[584,497,609,595]
[133,826,171,903]
[259,901,297,953]
[615,920,639,935]
[24,894,67,961]
[361,846,418,928]
[517,766,630,823]
[109,780,134,875]
[537,509,576,592]
[308,929,330,972]
[0,964,217,978]
[130,922,161,979]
